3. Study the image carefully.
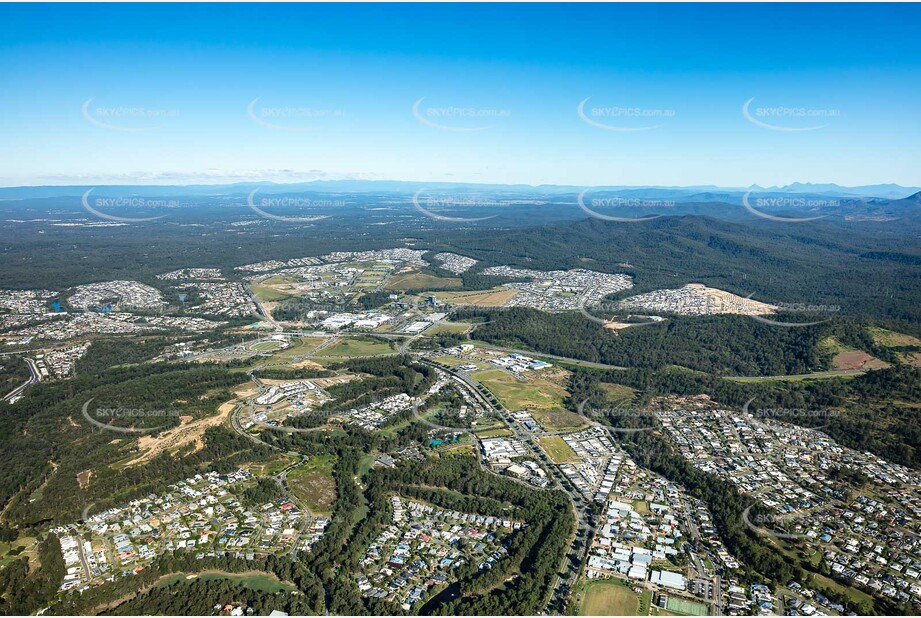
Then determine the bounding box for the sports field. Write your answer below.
[578,580,640,615]
[666,597,708,616]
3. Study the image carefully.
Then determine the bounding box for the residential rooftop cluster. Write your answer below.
[177,281,256,317]
[235,256,323,273]
[480,266,633,310]
[658,401,921,610]
[558,427,623,502]
[432,252,478,274]
[356,496,522,611]
[34,342,90,378]
[619,284,777,316]
[344,393,418,431]
[53,470,319,592]
[0,288,56,314]
[156,268,224,281]
[68,280,166,312]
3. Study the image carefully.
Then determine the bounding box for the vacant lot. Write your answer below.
[385,272,461,291]
[286,454,337,515]
[473,369,568,410]
[315,337,393,358]
[432,355,490,370]
[599,382,636,406]
[538,435,579,463]
[832,350,889,371]
[426,322,475,335]
[578,579,640,616]
[434,287,518,307]
[156,570,297,593]
[868,327,921,348]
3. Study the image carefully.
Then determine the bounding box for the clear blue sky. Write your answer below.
[1,3,918,187]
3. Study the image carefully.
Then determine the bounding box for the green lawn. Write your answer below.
[577,579,641,616]
[666,596,708,616]
[314,337,394,358]
[538,435,580,463]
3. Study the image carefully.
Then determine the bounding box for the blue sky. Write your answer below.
[1,3,919,187]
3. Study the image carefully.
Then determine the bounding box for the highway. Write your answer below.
[2,357,41,403]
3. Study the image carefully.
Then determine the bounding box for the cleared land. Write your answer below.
[472,369,569,410]
[831,350,889,371]
[432,355,491,370]
[578,579,641,616]
[433,287,519,307]
[286,454,337,515]
[126,398,239,467]
[314,337,393,358]
[868,327,921,348]
[598,382,636,405]
[538,435,580,463]
[156,570,297,593]
[473,369,586,430]
[425,321,475,335]
[384,272,461,291]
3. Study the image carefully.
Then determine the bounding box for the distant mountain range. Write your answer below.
[0,180,918,200]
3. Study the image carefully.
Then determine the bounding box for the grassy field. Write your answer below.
[426,322,475,335]
[0,534,38,569]
[473,427,514,438]
[286,454,337,515]
[868,326,921,348]
[433,287,519,307]
[269,336,328,358]
[531,408,588,431]
[666,596,708,616]
[473,368,585,430]
[384,272,462,291]
[314,337,393,358]
[538,435,580,463]
[577,579,641,616]
[246,453,299,477]
[250,339,286,352]
[250,279,293,302]
[432,355,490,369]
[472,369,567,410]
[598,382,636,405]
[725,369,866,383]
[156,570,297,593]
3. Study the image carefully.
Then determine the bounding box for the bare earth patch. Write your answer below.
[832,350,890,371]
[77,469,92,489]
[126,402,236,467]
